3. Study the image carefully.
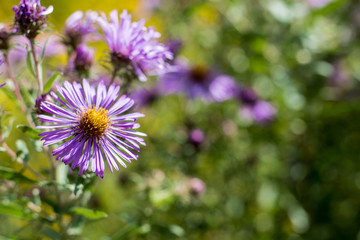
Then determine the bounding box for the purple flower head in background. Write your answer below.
[161,60,236,102]
[64,10,99,49]
[130,86,160,110]
[237,87,277,125]
[189,177,206,196]
[12,0,53,39]
[188,128,205,149]
[165,39,182,59]
[74,44,95,74]
[37,79,146,178]
[97,9,173,82]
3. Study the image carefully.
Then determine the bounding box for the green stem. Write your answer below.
[110,66,119,85]
[46,147,67,239]
[4,53,35,128]
[30,39,43,93]
[0,138,44,180]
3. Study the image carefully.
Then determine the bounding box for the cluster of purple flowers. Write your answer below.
[0,0,278,178]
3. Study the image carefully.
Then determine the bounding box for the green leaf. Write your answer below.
[169,224,185,237]
[41,227,61,240]
[26,48,36,78]
[18,80,35,106]
[17,125,41,140]
[40,36,51,62]
[43,72,61,93]
[0,201,36,220]
[0,166,35,183]
[70,207,108,220]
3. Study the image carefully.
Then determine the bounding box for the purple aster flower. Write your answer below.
[74,44,95,73]
[37,79,146,178]
[63,10,99,49]
[237,88,277,125]
[161,60,236,102]
[97,9,173,82]
[12,0,53,39]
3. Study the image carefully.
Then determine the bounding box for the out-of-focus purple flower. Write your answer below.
[165,39,182,58]
[12,0,53,39]
[74,44,94,73]
[328,60,349,88]
[142,0,161,11]
[37,79,146,178]
[188,129,205,149]
[64,10,99,49]
[237,88,277,125]
[130,86,160,110]
[189,178,206,196]
[306,0,333,8]
[97,9,173,82]
[161,60,236,102]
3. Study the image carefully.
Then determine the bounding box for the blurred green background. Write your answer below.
[2,0,360,239]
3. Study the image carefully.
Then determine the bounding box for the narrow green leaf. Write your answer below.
[43,72,61,93]
[26,48,36,78]
[0,201,35,220]
[70,207,108,220]
[40,36,51,62]
[18,80,35,106]
[0,166,35,183]
[41,227,61,240]
[17,125,41,140]
[113,225,136,240]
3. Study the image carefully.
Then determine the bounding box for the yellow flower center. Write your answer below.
[79,107,110,137]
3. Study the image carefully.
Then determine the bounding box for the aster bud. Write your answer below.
[74,44,94,75]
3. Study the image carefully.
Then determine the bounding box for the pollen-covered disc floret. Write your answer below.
[79,107,110,137]
[37,79,146,178]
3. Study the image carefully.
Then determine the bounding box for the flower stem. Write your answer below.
[30,39,43,93]
[46,147,67,239]
[0,137,44,180]
[4,53,35,128]
[110,66,118,85]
